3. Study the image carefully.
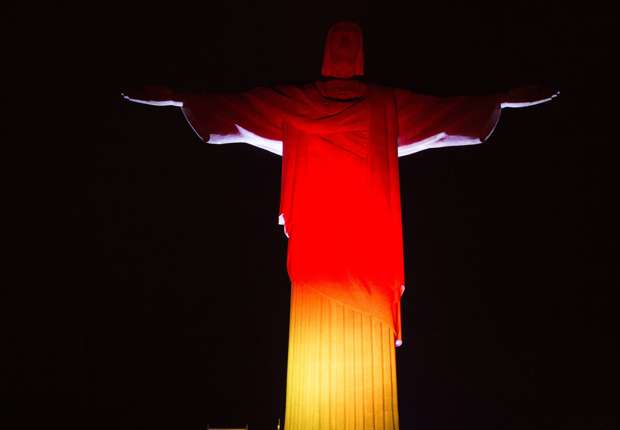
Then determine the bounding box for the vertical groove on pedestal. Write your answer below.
[285,285,399,430]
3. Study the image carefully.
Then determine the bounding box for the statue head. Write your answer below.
[321,21,364,78]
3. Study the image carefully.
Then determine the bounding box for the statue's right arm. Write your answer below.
[121,85,183,107]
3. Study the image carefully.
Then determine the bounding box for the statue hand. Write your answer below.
[501,85,559,108]
[121,85,183,107]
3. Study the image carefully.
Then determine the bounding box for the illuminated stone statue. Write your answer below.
[123,22,557,430]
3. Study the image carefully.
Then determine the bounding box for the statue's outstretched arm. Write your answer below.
[121,85,184,107]
[500,85,560,109]
[396,89,502,156]
[121,83,295,156]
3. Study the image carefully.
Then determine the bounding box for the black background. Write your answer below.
[10,1,619,429]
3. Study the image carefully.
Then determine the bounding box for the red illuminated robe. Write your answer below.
[181,79,501,344]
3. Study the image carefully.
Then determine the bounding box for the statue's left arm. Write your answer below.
[396,86,558,157]
[122,85,184,107]
[123,85,302,156]
[181,86,305,156]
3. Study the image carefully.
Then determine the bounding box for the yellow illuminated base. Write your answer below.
[285,284,399,430]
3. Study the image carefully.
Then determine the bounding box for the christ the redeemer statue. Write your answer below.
[123,22,558,430]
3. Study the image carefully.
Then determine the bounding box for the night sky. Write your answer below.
[13,1,618,429]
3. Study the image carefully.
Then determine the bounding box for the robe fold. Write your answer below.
[181,81,501,345]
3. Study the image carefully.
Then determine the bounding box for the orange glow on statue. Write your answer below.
[123,21,558,430]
